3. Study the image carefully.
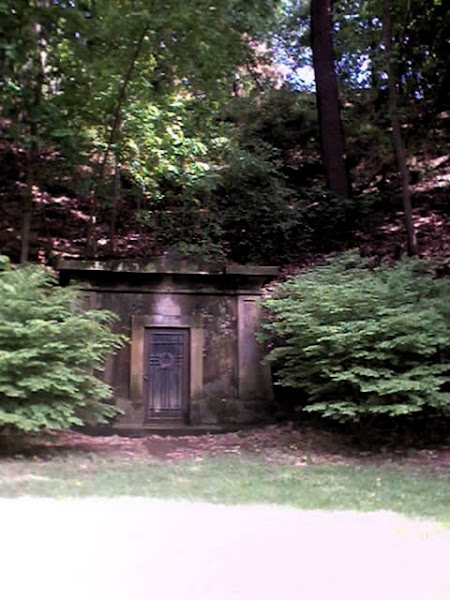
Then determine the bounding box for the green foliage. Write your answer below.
[215,181,369,263]
[0,265,125,432]
[331,0,450,112]
[132,87,365,264]
[211,91,371,262]
[260,253,450,423]
[0,0,281,197]
[214,141,293,262]
[0,256,11,272]
[124,97,226,198]
[125,94,229,260]
[292,187,372,253]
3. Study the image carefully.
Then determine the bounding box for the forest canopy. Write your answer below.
[0,0,449,265]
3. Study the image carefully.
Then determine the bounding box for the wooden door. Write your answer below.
[144,328,189,421]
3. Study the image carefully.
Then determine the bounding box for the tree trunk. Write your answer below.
[20,156,35,264]
[382,0,418,255]
[20,18,46,263]
[86,25,149,256]
[311,0,350,198]
[109,153,121,255]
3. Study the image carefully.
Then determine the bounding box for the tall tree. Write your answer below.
[1,0,94,262]
[1,0,51,262]
[20,11,47,264]
[310,0,350,197]
[382,0,418,255]
[73,0,281,256]
[1,0,280,260]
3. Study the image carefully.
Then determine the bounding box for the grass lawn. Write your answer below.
[0,452,448,525]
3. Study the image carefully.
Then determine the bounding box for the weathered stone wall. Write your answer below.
[96,290,240,425]
[59,261,277,429]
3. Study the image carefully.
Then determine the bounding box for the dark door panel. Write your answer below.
[144,329,189,421]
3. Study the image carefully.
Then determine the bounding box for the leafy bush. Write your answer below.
[130,89,370,264]
[290,187,373,254]
[260,253,450,424]
[0,255,11,271]
[214,143,294,263]
[0,264,125,432]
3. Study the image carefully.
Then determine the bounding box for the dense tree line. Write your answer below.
[0,0,448,263]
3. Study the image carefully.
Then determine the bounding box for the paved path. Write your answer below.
[1,498,449,600]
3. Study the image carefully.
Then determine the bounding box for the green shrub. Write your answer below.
[0,255,11,271]
[0,264,125,432]
[259,253,450,424]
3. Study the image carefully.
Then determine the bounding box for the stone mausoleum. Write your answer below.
[59,258,278,432]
